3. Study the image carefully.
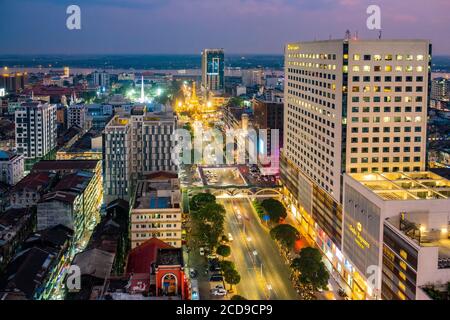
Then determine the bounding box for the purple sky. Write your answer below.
[0,0,449,54]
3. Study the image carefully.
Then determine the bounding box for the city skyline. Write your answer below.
[1,0,450,55]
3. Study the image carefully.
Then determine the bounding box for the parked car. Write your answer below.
[199,247,205,256]
[228,233,234,242]
[209,275,224,282]
[189,268,198,279]
[211,288,227,296]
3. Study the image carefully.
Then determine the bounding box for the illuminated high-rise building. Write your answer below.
[201,49,225,93]
[15,102,57,160]
[281,39,432,299]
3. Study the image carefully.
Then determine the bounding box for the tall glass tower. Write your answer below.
[201,48,225,93]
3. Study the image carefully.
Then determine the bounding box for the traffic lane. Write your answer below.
[221,199,267,300]
[234,198,299,300]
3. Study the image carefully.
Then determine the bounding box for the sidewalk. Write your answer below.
[285,214,353,299]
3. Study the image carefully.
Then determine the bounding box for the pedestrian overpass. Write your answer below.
[184,185,283,199]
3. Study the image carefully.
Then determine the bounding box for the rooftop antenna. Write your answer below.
[378,30,382,40]
[345,30,351,41]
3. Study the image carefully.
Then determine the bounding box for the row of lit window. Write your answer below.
[287,61,337,70]
[345,65,425,73]
[351,86,423,93]
[350,54,425,61]
[351,96,423,103]
[350,116,422,123]
[288,53,337,60]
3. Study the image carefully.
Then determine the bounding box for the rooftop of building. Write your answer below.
[126,238,173,274]
[60,128,103,153]
[348,172,450,201]
[57,125,83,147]
[31,159,99,173]
[86,218,124,253]
[133,175,181,210]
[0,208,34,246]
[0,150,22,161]
[72,248,115,280]
[24,224,73,250]
[0,246,58,299]
[386,215,450,266]
[53,170,94,192]
[12,171,56,193]
[286,38,430,46]
[155,248,183,266]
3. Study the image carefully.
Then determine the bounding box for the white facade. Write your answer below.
[15,102,57,159]
[130,175,182,249]
[0,151,24,185]
[284,39,430,202]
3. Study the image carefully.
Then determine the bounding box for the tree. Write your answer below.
[193,202,225,250]
[219,260,236,273]
[291,247,330,292]
[270,224,300,251]
[228,97,244,108]
[261,199,287,223]
[216,245,231,259]
[190,193,216,211]
[224,268,241,290]
[231,295,247,300]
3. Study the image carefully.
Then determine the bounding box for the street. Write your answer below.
[219,197,299,300]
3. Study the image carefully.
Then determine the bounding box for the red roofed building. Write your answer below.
[126,238,187,299]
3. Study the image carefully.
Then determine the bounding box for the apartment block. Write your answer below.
[0,150,25,186]
[103,111,178,203]
[130,172,182,249]
[15,102,57,160]
[67,104,89,132]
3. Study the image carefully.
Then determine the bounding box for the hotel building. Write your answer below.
[343,172,450,300]
[281,39,433,299]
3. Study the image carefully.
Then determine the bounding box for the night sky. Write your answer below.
[0,0,449,55]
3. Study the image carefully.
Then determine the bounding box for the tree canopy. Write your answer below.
[190,193,216,211]
[216,245,231,259]
[270,224,300,250]
[192,202,225,250]
[261,199,287,223]
[291,247,330,291]
[223,268,241,290]
[219,260,236,273]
